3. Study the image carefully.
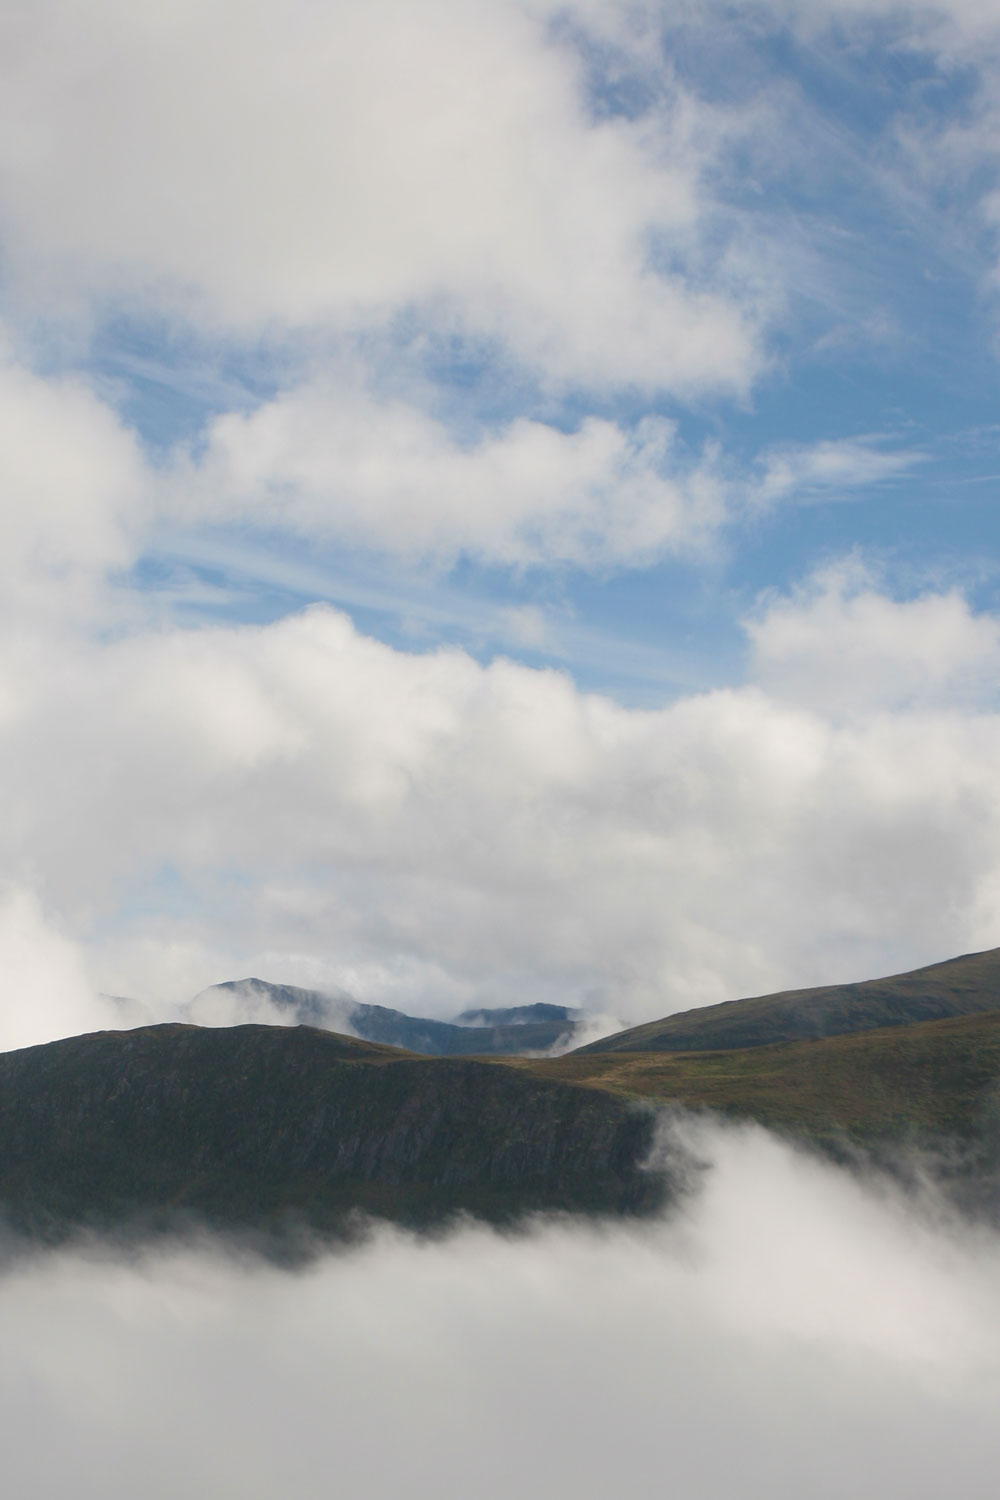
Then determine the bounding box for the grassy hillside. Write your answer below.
[577,946,1000,1055]
[519,1008,1000,1150]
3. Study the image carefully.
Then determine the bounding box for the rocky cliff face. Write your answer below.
[0,1023,663,1245]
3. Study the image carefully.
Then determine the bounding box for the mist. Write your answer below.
[4,1121,1000,1499]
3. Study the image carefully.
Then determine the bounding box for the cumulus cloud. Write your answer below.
[1,1123,999,1499]
[0,342,908,601]
[0,0,761,394]
[3,578,1000,1021]
[0,351,145,621]
[748,564,1000,716]
[155,377,928,571]
[173,381,729,567]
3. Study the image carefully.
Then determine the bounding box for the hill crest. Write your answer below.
[576,945,1000,1054]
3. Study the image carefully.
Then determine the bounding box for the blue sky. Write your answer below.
[5,0,1000,1035]
[61,3,999,705]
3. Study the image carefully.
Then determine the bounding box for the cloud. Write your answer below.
[0,889,135,1051]
[774,0,1000,293]
[1,0,1000,1037]
[172,381,729,567]
[0,351,145,622]
[751,438,924,512]
[0,1123,999,1499]
[1,0,997,402]
[748,563,1000,715]
[0,345,910,605]
[0,0,761,394]
[755,0,1000,47]
[159,377,927,571]
[5,577,1000,1022]
[186,976,358,1034]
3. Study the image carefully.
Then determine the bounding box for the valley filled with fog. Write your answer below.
[3,1121,999,1500]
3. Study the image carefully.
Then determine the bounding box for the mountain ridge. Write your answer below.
[197,979,582,1056]
[575,945,1000,1054]
[5,943,1000,1247]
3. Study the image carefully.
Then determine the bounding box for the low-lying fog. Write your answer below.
[4,1121,1000,1499]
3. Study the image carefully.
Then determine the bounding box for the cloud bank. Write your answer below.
[0,0,760,394]
[3,564,1000,1034]
[2,1123,999,1499]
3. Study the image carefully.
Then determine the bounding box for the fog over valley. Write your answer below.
[4,1123,1000,1500]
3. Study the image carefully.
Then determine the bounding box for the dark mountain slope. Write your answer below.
[0,1023,658,1242]
[577,946,1000,1054]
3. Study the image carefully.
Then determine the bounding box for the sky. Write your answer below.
[4,0,1000,1039]
[9,9,1000,1493]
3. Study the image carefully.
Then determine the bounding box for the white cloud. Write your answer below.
[0,352,145,621]
[500,603,560,653]
[749,564,1000,716]
[186,976,357,1033]
[0,890,134,1051]
[751,438,923,512]
[4,581,1000,1023]
[0,0,761,394]
[160,377,924,571]
[173,381,727,567]
[1,1124,999,1498]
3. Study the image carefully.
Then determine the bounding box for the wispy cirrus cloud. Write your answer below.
[750,436,925,511]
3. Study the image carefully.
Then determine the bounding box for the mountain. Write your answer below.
[6,945,1000,1248]
[576,946,1000,1054]
[456,1003,577,1026]
[196,979,581,1055]
[0,1022,659,1244]
[346,999,580,1055]
[530,1008,1000,1151]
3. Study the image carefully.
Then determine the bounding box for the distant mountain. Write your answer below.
[194,979,580,1056]
[457,1003,578,1026]
[576,946,1000,1054]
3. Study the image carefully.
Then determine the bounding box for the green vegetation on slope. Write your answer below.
[517,1008,1000,1148]
[577,946,1000,1055]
